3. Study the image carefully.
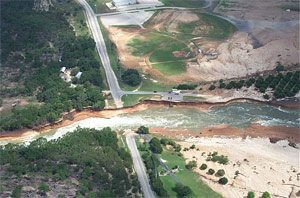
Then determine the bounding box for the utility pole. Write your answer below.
[94,4,97,13]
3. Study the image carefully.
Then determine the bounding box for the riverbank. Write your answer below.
[0,98,299,143]
[178,137,300,198]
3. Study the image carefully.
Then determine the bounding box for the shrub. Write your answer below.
[219,82,226,88]
[177,84,197,90]
[208,168,215,175]
[209,85,216,90]
[216,169,225,177]
[185,160,197,170]
[11,185,23,198]
[199,164,207,170]
[137,126,149,134]
[218,177,228,185]
[173,183,193,197]
[150,137,163,154]
[276,64,284,71]
[121,69,141,86]
[262,192,271,198]
[247,191,255,198]
[190,144,195,149]
[38,182,50,195]
[263,94,270,99]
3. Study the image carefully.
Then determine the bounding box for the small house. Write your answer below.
[60,67,66,73]
[75,72,82,79]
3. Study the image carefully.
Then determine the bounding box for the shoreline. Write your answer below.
[0,98,299,142]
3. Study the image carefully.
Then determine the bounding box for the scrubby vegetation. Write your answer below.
[215,69,300,99]
[0,128,141,197]
[206,151,229,165]
[141,149,168,197]
[0,0,106,131]
[121,69,142,86]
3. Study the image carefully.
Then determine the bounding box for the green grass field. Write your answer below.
[122,94,160,106]
[183,96,206,101]
[139,78,175,92]
[149,40,189,63]
[177,12,237,39]
[128,33,191,63]
[159,148,222,198]
[159,0,206,8]
[152,61,186,76]
[86,0,113,14]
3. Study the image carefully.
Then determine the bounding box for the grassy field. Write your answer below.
[139,78,175,92]
[159,0,206,8]
[152,61,186,76]
[122,94,160,106]
[149,40,189,63]
[128,33,191,63]
[183,96,206,101]
[159,148,222,198]
[86,0,113,14]
[177,12,237,39]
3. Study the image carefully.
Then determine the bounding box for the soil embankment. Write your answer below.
[0,98,299,143]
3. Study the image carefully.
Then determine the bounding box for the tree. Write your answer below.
[38,182,50,195]
[11,185,23,198]
[92,101,105,110]
[200,164,207,170]
[121,69,141,86]
[185,160,197,170]
[216,169,225,177]
[137,126,149,134]
[247,191,255,198]
[150,137,163,154]
[209,85,216,90]
[263,94,269,100]
[173,183,193,198]
[218,177,228,185]
[208,168,215,175]
[262,192,271,198]
[276,64,284,71]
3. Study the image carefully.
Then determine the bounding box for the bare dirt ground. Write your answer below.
[107,4,299,84]
[179,138,300,198]
[214,0,299,22]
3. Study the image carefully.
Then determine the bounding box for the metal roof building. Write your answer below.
[112,0,136,7]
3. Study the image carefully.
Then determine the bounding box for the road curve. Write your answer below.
[77,0,123,107]
[126,134,156,198]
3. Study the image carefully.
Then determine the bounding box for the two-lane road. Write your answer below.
[126,134,156,198]
[77,0,124,107]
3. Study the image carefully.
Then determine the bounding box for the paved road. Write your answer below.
[142,135,182,184]
[79,0,203,108]
[126,134,156,198]
[77,0,124,107]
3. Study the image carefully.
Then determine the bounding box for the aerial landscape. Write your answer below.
[0,0,299,197]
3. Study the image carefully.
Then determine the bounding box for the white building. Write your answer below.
[75,72,82,79]
[112,0,136,7]
[60,67,66,73]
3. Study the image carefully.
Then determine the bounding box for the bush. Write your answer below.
[177,84,197,90]
[262,192,270,198]
[263,94,270,100]
[173,183,193,197]
[38,182,50,195]
[121,69,141,86]
[190,144,195,149]
[276,64,284,71]
[137,126,149,134]
[11,185,23,198]
[185,160,197,170]
[208,168,215,175]
[209,85,216,90]
[247,191,255,198]
[199,164,207,170]
[219,82,226,88]
[216,169,225,177]
[150,137,163,154]
[218,177,228,185]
